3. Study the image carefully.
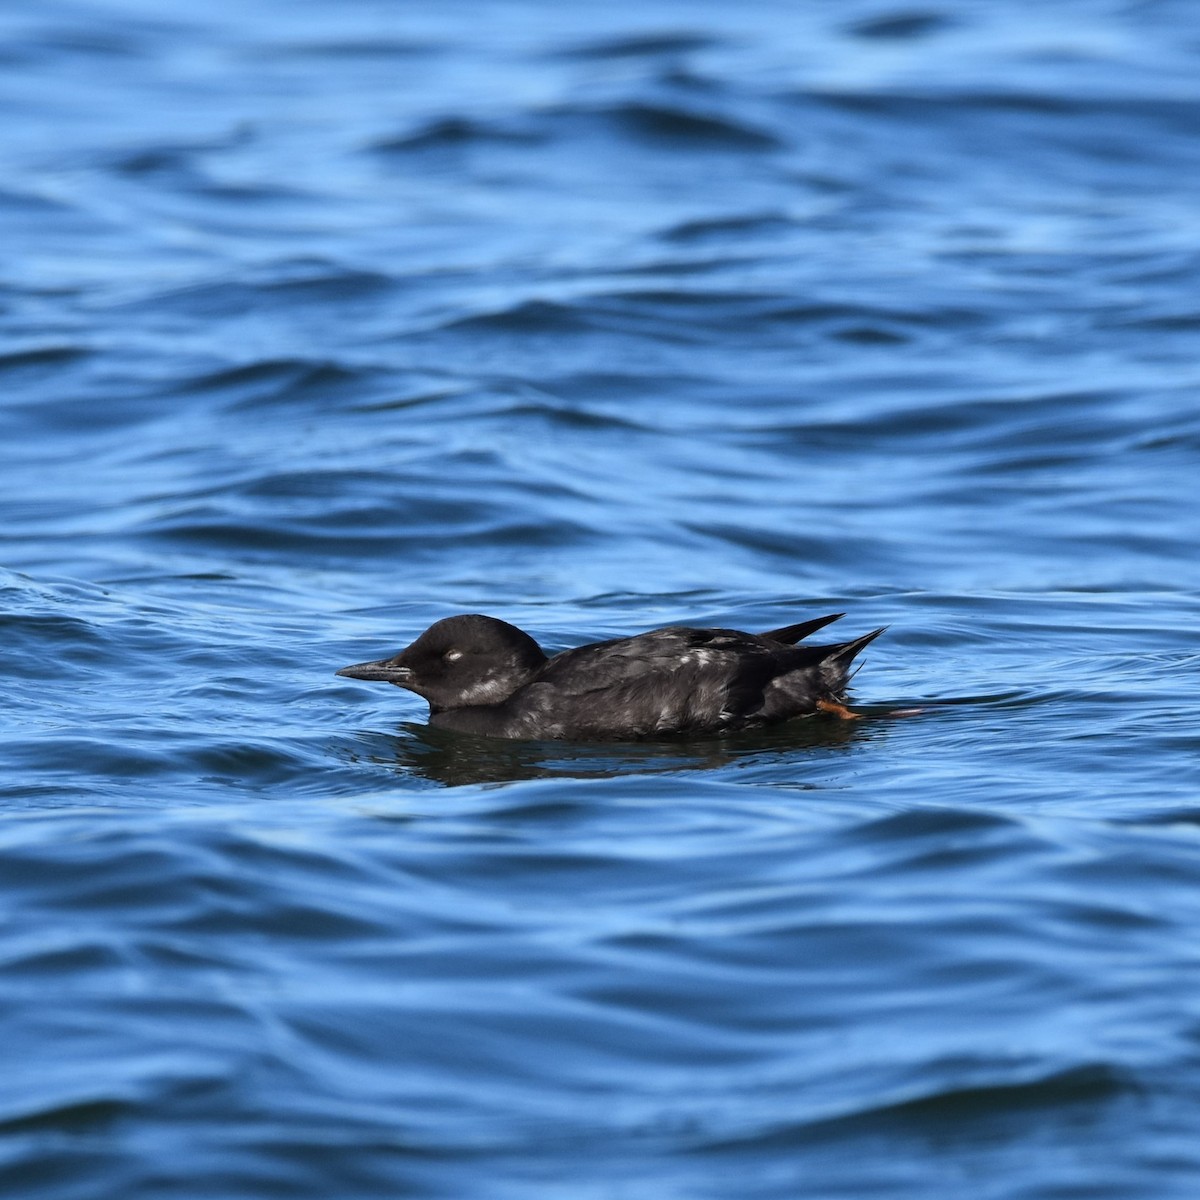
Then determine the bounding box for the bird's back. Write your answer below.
[434,625,871,741]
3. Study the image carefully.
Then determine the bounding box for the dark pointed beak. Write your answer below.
[336,659,414,686]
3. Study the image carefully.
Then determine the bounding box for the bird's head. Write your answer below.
[337,614,547,712]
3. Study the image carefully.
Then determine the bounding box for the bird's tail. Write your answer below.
[815,625,887,705]
[825,625,887,668]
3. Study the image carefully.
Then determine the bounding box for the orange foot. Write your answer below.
[816,699,861,721]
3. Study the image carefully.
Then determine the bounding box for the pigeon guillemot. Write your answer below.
[336,612,885,741]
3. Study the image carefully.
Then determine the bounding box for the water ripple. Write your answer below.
[5,1,1200,1196]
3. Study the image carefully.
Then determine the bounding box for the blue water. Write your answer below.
[4,1,1200,1195]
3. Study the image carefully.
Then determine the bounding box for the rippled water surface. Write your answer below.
[4,1,1200,1196]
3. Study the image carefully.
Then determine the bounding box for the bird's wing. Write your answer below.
[759,613,843,644]
[520,628,778,737]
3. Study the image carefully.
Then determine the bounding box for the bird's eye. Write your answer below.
[444,649,464,663]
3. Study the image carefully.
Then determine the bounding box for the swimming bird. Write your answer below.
[336,612,885,741]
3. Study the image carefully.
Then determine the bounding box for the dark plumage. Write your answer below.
[336,612,885,741]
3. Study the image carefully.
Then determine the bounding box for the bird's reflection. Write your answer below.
[353,713,882,786]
